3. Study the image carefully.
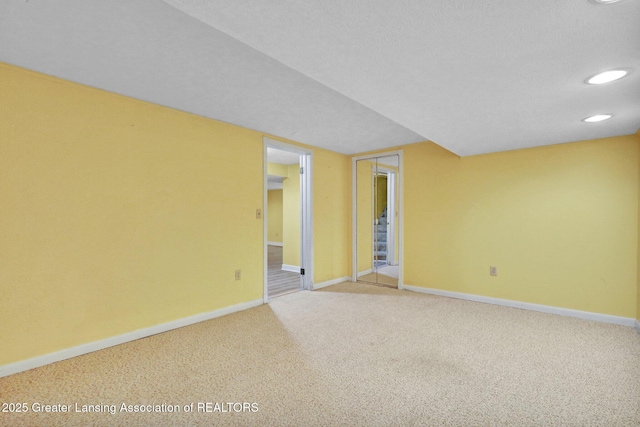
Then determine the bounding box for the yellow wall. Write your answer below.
[403,137,638,318]
[0,63,351,367]
[282,165,301,267]
[267,162,288,178]
[267,189,283,243]
[313,149,352,284]
[0,63,264,365]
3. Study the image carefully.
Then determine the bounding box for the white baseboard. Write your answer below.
[635,319,640,335]
[281,264,300,273]
[267,241,283,247]
[313,276,351,290]
[403,285,636,327]
[0,298,263,379]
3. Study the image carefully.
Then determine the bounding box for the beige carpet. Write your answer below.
[2,282,640,426]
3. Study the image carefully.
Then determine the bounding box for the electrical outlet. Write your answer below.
[235,270,241,280]
[256,209,262,219]
[490,266,497,276]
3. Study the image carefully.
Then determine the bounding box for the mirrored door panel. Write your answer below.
[356,155,399,287]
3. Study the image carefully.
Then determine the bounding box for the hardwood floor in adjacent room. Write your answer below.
[268,245,301,298]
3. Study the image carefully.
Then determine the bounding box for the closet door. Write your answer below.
[355,155,399,287]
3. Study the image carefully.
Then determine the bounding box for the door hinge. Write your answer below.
[300,268,305,275]
[300,167,304,174]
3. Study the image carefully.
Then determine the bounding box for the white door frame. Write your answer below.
[351,150,403,289]
[263,137,314,303]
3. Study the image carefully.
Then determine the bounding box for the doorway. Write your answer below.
[263,138,313,302]
[352,152,403,288]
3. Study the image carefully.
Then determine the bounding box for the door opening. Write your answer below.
[263,138,313,302]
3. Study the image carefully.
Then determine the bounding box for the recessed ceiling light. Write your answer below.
[586,69,629,84]
[589,0,623,4]
[583,114,612,123]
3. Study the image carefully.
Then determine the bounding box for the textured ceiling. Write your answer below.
[2,0,639,156]
[0,0,423,155]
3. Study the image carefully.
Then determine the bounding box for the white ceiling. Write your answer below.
[267,147,301,166]
[1,0,638,156]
